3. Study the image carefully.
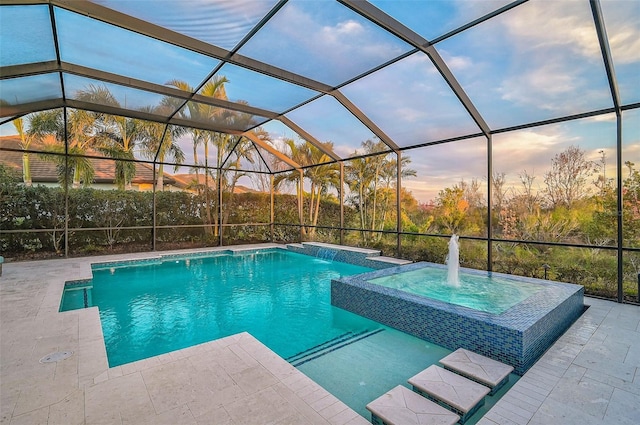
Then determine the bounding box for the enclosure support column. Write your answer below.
[270,174,274,242]
[396,151,402,257]
[340,162,344,245]
[152,163,157,251]
[218,170,223,247]
[487,134,493,272]
[204,157,211,240]
[616,114,623,303]
[590,0,623,302]
[63,108,69,258]
[298,169,304,243]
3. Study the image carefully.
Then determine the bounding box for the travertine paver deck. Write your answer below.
[477,297,640,425]
[366,385,459,425]
[408,365,490,421]
[440,348,513,394]
[1,244,639,424]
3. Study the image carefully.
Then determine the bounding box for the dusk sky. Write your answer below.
[1,0,638,203]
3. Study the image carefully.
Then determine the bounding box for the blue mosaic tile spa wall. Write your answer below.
[331,264,584,375]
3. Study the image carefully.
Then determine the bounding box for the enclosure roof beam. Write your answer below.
[0,61,59,79]
[63,63,281,119]
[589,0,621,112]
[0,99,65,118]
[243,132,301,170]
[65,99,246,135]
[339,0,491,138]
[50,0,334,94]
[1,61,281,121]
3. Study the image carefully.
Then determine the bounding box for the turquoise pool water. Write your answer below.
[368,266,543,314]
[60,249,516,421]
[64,250,374,366]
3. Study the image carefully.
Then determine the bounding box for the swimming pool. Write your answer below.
[61,249,378,366]
[61,248,519,420]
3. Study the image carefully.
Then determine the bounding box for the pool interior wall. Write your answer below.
[331,261,585,375]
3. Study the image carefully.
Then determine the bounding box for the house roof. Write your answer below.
[171,173,260,194]
[0,135,174,185]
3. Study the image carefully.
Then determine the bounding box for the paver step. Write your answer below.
[439,348,514,395]
[408,365,490,424]
[366,256,412,265]
[366,385,460,425]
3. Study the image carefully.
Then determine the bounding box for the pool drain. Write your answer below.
[39,351,74,363]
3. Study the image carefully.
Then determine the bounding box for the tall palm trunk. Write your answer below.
[307,182,316,235]
[213,147,224,238]
[73,165,82,189]
[203,141,213,236]
[297,175,306,236]
[359,180,367,243]
[22,153,32,187]
[312,186,322,230]
[156,163,164,191]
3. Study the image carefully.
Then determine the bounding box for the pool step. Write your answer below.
[408,365,490,424]
[288,329,384,367]
[365,256,412,266]
[286,331,357,362]
[440,348,513,395]
[366,385,460,425]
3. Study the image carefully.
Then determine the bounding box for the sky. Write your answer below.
[1,0,638,203]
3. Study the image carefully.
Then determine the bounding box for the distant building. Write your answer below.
[0,135,180,191]
[0,135,262,194]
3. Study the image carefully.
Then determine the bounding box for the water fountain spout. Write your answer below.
[446,234,460,287]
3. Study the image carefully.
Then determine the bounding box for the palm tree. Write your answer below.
[274,138,310,232]
[345,155,372,241]
[274,139,339,236]
[105,116,143,190]
[205,99,262,237]
[345,139,401,243]
[166,77,229,234]
[75,85,145,190]
[166,76,229,185]
[28,108,99,188]
[377,155,416,232]
[12,116,38,186]
[138,106,185,191]
[304,142,339,235]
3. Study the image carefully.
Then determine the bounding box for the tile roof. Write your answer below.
[0,135,174,185]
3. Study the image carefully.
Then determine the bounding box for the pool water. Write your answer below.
[69,250,372,366]
[368,266,543,314]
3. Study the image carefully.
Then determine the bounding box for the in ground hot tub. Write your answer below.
[331,262,584,375]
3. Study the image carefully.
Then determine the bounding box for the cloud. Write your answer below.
[449,0,617,123]
[499,2,604,99]
[250,2,409,85]
[400,138,487,202]
[492,128,569,175]
[586,114,617,123]
[608,26,640,64]
[499,63,580,112]
[600,0,640,64]
[441,53,473,72]
[339,52,480,146]
[327,20,364,36]
[501,1,601,60]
